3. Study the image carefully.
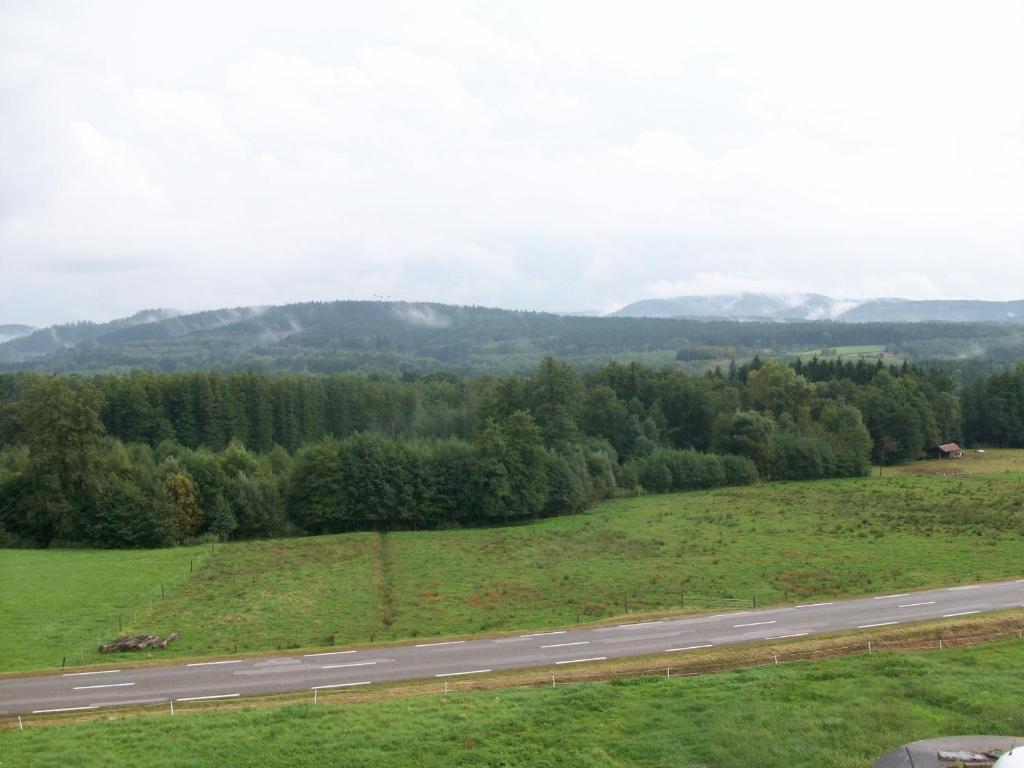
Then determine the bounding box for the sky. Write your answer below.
[1,0,1022,327]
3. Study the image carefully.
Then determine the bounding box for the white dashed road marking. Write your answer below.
[72,683,134,691]
[415,641,465,648]
[33,705,97,714]
[304,650,358,657]
[541,641,589,649]
[62,670,122,677]
[312,682,371,690]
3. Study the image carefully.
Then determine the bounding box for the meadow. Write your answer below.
[2,453,1022,672]
[2,639,1022,767]
[0,545,211,672]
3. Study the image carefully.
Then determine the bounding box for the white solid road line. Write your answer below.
[186,660,243,667]
[304,650,358,657]
[948,585,980,591]
[541,641,589,649]
[710,611,750,618]
[519,631,566,638]
[32,705,98,714]
[62,670,122,677]
[665,644,713,652]
[72,682,135,690]
[899,602,936,608]
[765,633,809,640]
[311,681,372,690]
[616,621,664,629]
[435,669,491,677]
[176,693,240,702]
[795,602,834,608]
[734,621,776,628]
[858,621,900,629]
[415,640,465,648]
[321,661,377,669]
[556,657,607,665]
[873,593,910,600]
[943,610,981,618]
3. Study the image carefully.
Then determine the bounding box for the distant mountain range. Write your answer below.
[609,294,1024,323]
[0,325,35,344]
[0,309,186,363]
[2,298,1022,375]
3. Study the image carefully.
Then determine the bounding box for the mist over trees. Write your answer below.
[2,300,1021,378]
[0,355,978,549]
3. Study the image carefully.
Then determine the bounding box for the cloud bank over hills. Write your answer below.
[609,294,1024,322]
[1,2,1021,326]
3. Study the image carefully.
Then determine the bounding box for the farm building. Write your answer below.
[926,442,963,459]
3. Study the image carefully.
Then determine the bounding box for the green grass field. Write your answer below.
[3,640,1022,767]
[3,455,1023,672]
[792,343,890,357]
[0,545,211,672]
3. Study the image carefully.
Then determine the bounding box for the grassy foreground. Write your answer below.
[3,452,1024,672]
[3,640,1023,767]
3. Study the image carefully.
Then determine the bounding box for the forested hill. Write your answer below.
[0,325,35,344]
[2,301,1022,375]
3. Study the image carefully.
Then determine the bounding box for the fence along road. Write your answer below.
[1,578,1022,716]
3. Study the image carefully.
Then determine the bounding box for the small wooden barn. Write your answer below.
[927,442,963,459]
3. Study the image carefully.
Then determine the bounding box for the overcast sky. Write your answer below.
[1,1,1022,326]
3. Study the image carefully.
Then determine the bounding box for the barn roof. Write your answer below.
[938,442,961,452]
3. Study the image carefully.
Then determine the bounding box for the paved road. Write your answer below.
[2,578,1021,716]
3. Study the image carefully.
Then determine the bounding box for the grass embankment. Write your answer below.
[3,639,1022,767]
[3,454,1023,672]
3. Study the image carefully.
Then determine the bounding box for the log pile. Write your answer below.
[99,630,181,653]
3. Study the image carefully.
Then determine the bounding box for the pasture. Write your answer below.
[3,456,1022,672]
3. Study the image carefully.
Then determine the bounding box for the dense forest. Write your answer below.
[0,354,988,549]
[961,366,1024,446]
[3,300,1023,377]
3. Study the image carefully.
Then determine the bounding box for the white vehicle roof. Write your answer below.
[994,747,1024,767]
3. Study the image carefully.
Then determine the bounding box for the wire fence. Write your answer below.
[5,624,1022,731]
[4,544,218,672]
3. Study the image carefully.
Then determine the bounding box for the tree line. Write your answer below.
[962,365,1024,447]
[0,355,974,548]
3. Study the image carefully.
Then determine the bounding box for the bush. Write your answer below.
[630,449,754,494]
[721,455,759,485]
[767,433,831,481]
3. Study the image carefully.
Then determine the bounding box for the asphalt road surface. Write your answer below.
[2,578,1021,716]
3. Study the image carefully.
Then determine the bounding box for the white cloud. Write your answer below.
[0,0,1021,325]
